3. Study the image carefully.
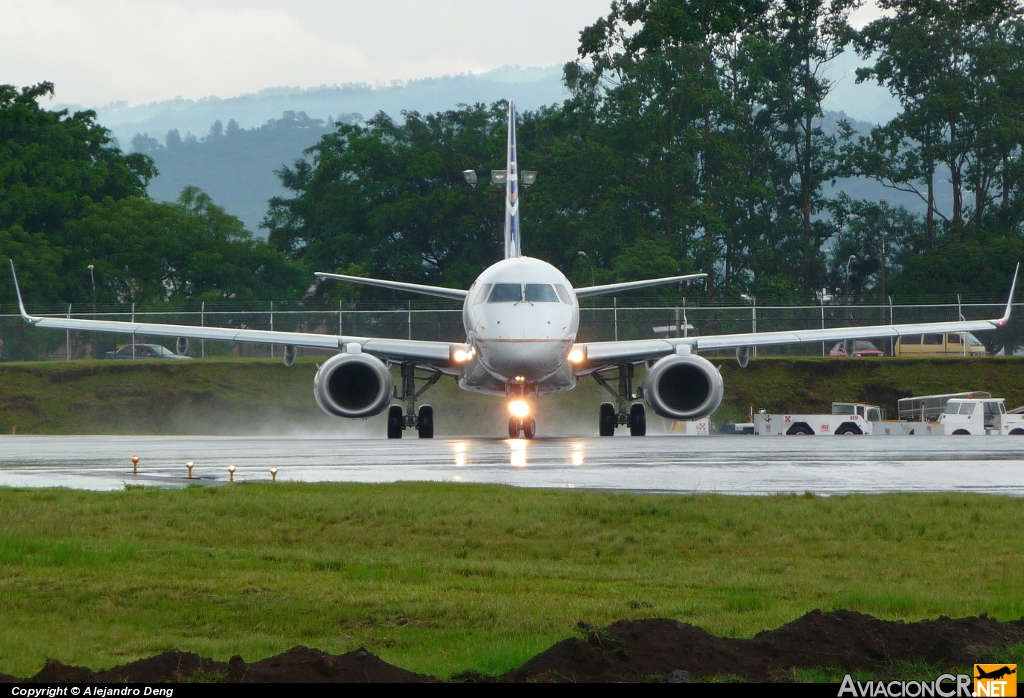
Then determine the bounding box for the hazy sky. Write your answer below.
[2,0,885,107]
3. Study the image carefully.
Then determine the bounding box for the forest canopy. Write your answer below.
[0,83,303,307]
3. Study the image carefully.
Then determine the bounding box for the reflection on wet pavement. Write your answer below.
[0,434,1022,494]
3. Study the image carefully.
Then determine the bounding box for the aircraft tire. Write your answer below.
[509,417,521,439]
[523,417,536,440]
[418,405,434,439]
[599,402,616,437]
[629,403,647,437]
[387,405,404,439]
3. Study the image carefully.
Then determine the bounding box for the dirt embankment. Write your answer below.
[2,610,1021,683]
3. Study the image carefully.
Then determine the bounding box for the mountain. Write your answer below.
[77,66,568,151]
[68,62,914,234]
[130,112,349,234]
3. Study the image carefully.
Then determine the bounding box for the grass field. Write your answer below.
[4,356,1024,434]
[1,483,1022,678]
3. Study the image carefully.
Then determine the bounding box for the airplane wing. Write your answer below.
[574,273,707,298]
[9,262,466,366]
[315,272,467,301]
[574,264,1018,368]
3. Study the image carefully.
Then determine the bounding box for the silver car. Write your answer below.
[104,344,191,360]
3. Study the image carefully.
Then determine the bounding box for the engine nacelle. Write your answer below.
[643,353,724,420]
[313,351,394,418]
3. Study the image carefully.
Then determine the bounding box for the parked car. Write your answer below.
[105,344,191,360]
[893,332,987,357]
[828,340,885,357]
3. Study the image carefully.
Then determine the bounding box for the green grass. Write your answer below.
[0,484,1022,679]
[4,356,1024,434]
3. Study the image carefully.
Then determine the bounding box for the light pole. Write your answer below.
[577,251,595,287]
[844,254,855,306]
[878,200,887,317]
[87,264,96,359]
[741,293,756,357]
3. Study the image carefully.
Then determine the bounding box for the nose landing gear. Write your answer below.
[595,363,647,436]
[509,416,537,439]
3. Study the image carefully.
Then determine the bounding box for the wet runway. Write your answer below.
[0,434,1022,494]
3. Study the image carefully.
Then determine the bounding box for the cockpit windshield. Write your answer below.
[487,284,522,303]
[525,284,559,302]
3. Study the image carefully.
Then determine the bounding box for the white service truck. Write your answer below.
[938,397,1024,435]
[753,402,886,436]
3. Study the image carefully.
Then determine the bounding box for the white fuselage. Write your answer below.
[458,256,580,397]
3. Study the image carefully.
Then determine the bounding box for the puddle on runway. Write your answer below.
[0,434,1022,494]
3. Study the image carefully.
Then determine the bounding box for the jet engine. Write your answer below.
[313,351,394,418]
[643,353,724,420]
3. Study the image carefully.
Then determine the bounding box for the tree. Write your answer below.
[265,105,513,296]
[0,83,300,307]
[850,0,1024,239]
[66,188,305,305]
[0,82,155,304]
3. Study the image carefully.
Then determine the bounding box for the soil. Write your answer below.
[2,647,432,684]
[3,610,1021,683]
[503,610,1024,683]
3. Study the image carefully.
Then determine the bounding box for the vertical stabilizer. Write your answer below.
[504,100,521,259]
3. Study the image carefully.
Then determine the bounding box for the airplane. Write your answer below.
[976,666,1016,680]
[7,101,1020,440]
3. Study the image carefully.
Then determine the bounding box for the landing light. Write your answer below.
[451,346,474,363]
[509,400,530,418]
[568,348,585,364]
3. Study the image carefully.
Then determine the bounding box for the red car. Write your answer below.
[829,340,885,357]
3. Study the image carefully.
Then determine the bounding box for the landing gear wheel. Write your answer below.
[629,403,647,437]
[522,417,536,440]
[599,402,616,437]
[418,405,434,439]
[509,417,521,439]
[387,405,404,439]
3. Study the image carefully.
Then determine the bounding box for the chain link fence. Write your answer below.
[1,298,1021,362]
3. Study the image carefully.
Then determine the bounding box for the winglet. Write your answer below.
[8,260,34,323]
[994,262,1019,327]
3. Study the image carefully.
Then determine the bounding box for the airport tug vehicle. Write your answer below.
[753,402,886,436]
[938,397,1024,435]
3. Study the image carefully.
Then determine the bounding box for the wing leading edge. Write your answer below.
[576,264,1019,367]
[314,272,467,301]
[574,273,707,298]
[9,261,466,365]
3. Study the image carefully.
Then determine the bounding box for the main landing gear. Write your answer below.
[387,363,443,439]
[594,364,646,437]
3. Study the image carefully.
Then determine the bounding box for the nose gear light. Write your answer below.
[509,400,530,418]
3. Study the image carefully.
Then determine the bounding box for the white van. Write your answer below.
[939,398,1024,435]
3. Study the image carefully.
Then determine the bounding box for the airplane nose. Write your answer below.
[478,340,568,381]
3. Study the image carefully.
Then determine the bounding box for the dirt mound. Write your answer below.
[8,611,1023,683]
[239,646,431,683]
[19,646,429,683]
[504,610,1024,682]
